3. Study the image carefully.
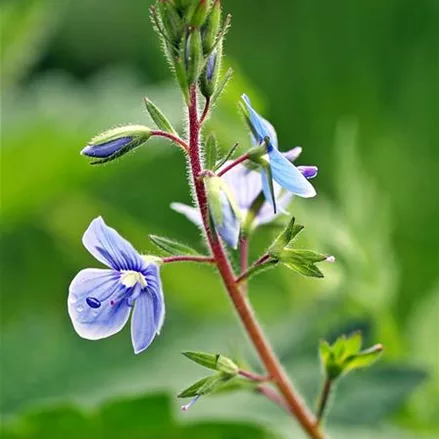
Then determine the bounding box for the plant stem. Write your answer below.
[186,84,325,439]
[315,378,333,426]
[257,384,289,413]
[162,255,215,264]
[217,152,250,177]
[151,130,189,151]
[235,253,272,284]
[200,97,211,124]
[239,369,271,382]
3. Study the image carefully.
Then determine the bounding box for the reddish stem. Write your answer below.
[217,153,250,177]
[162,255,215,264]
[235,253,271,284]
[151,130,189,151]
[186,85,324,439]
[239,369,271,382]
[200,97,211,125]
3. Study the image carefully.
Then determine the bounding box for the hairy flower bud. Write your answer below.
[202,0,221,53]
[199,44,221,98]
[185,27,203,85]
[189,0,209,27]
[81,125,151,163]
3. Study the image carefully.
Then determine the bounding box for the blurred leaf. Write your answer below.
[144,97,178,135]
[1,394,276,439]
[149,235,201,256]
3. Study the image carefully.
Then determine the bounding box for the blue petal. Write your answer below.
[143,264,165,333]
[298,165,318,179]
[241,94,278,148]
[131,286,159,354]
[215,189,240,249]
[81,137,132,158]
[220,163,262,211]
[260,168,276,209]
[68,268,131,340]
[283,147,302,162]
[82,217,146,271]
[170,202,203,228]
[268,148,316,198]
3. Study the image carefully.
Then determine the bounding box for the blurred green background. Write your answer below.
[1,0,438,438]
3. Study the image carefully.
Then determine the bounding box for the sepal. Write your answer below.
[319,333,383,380]
[205,134,218,169]
[143,97,177,135]
[202,0,221,53]
[182,351,239,375]
[178,372,234,398]
[189,0,209,27]
[269,217,304,255]
[276,249,327,278]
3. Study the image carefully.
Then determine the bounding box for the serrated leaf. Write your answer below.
[149,235,200,256]
[205,134,218,169]
[210,67,233,107]
[144,97,177,135]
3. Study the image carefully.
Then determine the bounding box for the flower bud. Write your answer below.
[81,125,151,163]
[202,0,221,53]
[297,165,318,179]
[185,27,203,85]
[189,0,209,28]
[157,0,183,44]
[199,45,222,98]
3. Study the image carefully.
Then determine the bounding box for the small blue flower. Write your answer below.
[171,148,317,232]
[241,94,316,210]
[68,217,165,354]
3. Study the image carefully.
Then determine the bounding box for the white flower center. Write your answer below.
[120,270,147,288]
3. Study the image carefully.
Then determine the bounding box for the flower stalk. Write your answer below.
[186,84,325,439]
[316,378,333,426]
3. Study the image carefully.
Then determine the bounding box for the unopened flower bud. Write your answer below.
[189,0,209,28]
[297,165,318,179]
[81,125,151,163]
[199,45,221,98]
[185,27,203,85]
[157,0,183,44]
[202,0,221,53]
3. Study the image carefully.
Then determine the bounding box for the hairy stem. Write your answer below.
[162,255,215,264]
[316,378,333,426]
[151,130,189,151]
[187,84,325,439]
[217,153,250,177]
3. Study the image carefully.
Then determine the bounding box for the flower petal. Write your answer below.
[170,203,203,228]
[68,268,131,340]
[143,264,165,333]
[131,287,159,354]
[268,148,316,198]
[241,94,278,148]
[298,165,318,179]
[82,217,145,271]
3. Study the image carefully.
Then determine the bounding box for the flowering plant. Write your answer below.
[68,1,383,437]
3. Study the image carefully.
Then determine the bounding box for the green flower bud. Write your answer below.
[189,0,209,28]
[202,0,221,53]
[185,27,203,85]
[199,44,222,98]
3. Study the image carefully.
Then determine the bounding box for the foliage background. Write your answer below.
[1,0,438,437]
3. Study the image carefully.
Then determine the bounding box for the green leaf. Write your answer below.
[269,217,304,255]
[343,344,383,373]
[279,249,326,278]
[283,260,324,278]
[204,134,218,169]
[149,235,200,256]
[182,351,238,375]
[214,142,239,171]
[144,97,177,135]
[178,373,234,398]
[210,67,233,108]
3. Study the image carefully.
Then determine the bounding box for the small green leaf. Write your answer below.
[210,67,233,107]
[178,372,234,398]
[183,351,218,370]
[214,142,239,171]
[144,97,177,135]
[278,249,326,278]
[343,331,363,358]
[283,260,324,278]
[344,344,384,373]
[205,134,218,169]
[149,235,200,256]
[269,217,297,255]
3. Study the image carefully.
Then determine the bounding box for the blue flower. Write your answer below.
[171,147,317,232]
[68,217,165,354]
[241,94,316,210]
